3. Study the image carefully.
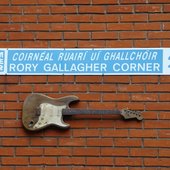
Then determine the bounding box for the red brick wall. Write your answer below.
[1,0,170,169]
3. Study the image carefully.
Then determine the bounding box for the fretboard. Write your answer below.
[62,108,121,115]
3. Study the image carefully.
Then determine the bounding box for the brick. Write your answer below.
[51,40,77,48]
[79,23,106,31]
[146,84,170,92]
[134,23,161,30]
[120,14,148,22]
[33,84,59,92]
[0,15,9,22]
[0,126,16,136]
[38,15,64,23]
[76,75,102,83]
[103,76,130,83]
[130,148,158,157]
[30,157,57,165]
[51,23,77,31]
[6,85,33,92]
[22,41,49,48]
[36,32,62,40]
[159,130,170,138]
[92,32,118,40]
[58,157,85,165]
[0,148,14,156]
[150,14,170,21]
[76,93,101,101]
[131,94,158,102]
[4,102,22,110]
[72,147,100,156]
[89,84,116,92]
[11,15,37,22]
[73,129,100,137]
[86,157,113,166]
[148,32,170,39]
[16,148,43,156]
[21,76,47,83]
[0,94,18,101]
[37,0,64,4]
[107,5,133,13]
[2,138,29,146]
[11,0,37,5]
[144,120,170,128]
[87,138,113,146]
[51,6,77,14]
[79,6,105,14]
[120,0,146,4]
[66,15,91,23]
[160,94,170,101]
[65,0,90,4]
[101,129,128,137]
[129,129,157,138]
[144,158,170,166]
[0,6,22,14]
[0,41,21,48]
[61,84,87,92]
[0,24,21,32]
[92,14,119,23]
[146,102,170,111]
[92,0,117,4]
[144,139,170,147]
[0,76,19,84]
[118,84,144,92]
[115,138,142,147]
[9,32,34,40]
[2,157,29,165]
[163,23,170,31]
[131,76,158,83]
[0,111,16,119]
[23,6,50,14]
[78,40,105,47]
[159,149,170,157]
[107,23,133,31]
[117,102,144,110]
[115,158,142,166]
[31,138,57,146]
[64,32,90,40]
[23,23,50,31]
[0,0,9,5]
[45,148,71,156]
[134,40,161,47]
[59,138,85,146]
[135,5,161,13]
[106,40,133,48]
[159,112,170,120]
[87,119,115,128]
[120,31,146,40]
[164,4,170,12]
[103,93,129,101]
[101,148,129,156]
[149,0,170,3]
[0,32,7,40]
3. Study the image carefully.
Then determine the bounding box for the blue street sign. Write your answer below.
[0,48,169,75]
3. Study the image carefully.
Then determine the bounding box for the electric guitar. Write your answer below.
[22,93,143,131]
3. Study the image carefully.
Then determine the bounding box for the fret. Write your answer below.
[62,108,121,115]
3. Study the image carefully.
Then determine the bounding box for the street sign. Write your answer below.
[1,48,170,75]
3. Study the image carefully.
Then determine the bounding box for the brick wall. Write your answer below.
[1,0,170,169]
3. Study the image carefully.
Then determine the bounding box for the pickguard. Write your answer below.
[33,103,69,129]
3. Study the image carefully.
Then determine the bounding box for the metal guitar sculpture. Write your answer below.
[22,93,143,131]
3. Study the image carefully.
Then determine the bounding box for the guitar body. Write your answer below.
[22,93,79,131]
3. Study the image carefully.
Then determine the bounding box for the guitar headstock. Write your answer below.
[121,109,143,120]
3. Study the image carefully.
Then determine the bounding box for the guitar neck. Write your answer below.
[62,108,121,116]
